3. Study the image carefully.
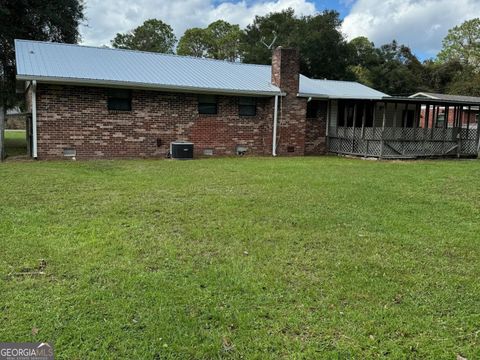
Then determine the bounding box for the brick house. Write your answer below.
[15,40,388,160]
[15,40,480,159]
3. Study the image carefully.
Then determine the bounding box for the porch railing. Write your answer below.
[328,126,479,158]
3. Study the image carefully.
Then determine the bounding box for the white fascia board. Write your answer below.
[297,93,387,100]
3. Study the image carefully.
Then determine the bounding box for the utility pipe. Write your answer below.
[32,80,37,159]
[272,95,279,156]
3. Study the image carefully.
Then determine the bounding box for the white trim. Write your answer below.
[32,80,37,159]
[409,92,440,99]
[272,95,279,156]
[297,92,388,100]
[17,75,285,97]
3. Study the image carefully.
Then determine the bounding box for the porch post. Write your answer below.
[402,102,407,155]
[423,104,430,156]
[380,102,387,159]
[352,102,357,153]
[393,102,398,140]
[456,106,462,157]
[443,105,449,155]
[326,100,331,153]
[361,102,366,139]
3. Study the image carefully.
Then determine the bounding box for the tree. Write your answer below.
[111,19,176,53]
[177,28,210,57]
[241,8,299,65]
[422,59,465,94]
[297,11,352,79]
[177,21,242,61]
[205,20,242,61]
[0,0,84,160]
[438,18,480,69]
[241,9,351,79]
[367,41,424,95]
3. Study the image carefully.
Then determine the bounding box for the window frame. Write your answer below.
[238,97,256,117]
[107,89,132,111]
[198,94,218,115]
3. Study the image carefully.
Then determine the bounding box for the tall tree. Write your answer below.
[0,0,84,160]
[177,28,210,57]
[177,21,242,61]
[297,11,352,79]
[205,20,242,61]
[111,19,176,53]
[437,18,480,69]
[241,9,351,79]
[241,8,299,65]
[422,59,465,94]
[371,41,424,95]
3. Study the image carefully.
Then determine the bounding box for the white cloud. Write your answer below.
[342,0,480,57]
[80,0,317,47]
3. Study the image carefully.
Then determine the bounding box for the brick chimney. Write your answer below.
[271,47,300,94]
[270,47,306,156]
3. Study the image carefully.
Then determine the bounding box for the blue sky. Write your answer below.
[81,0,480,61]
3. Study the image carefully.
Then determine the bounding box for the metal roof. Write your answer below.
[409,92,480,103]
[298,76,389,99]
[15,39,389,100]
[15,39,281,96]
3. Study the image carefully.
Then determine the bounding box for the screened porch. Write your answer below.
[327,98,480,159]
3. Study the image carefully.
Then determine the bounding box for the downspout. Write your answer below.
[272,94,279,156]
[31,80,37,159]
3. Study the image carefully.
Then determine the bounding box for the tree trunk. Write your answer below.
[0,106,5,161]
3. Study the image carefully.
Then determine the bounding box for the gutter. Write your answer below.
[31,80,37,159]
[297,92,387,100]
[16,75,286,97]
[272,95,279,156]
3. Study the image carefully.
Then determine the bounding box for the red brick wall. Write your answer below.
[32,47,328,160]
[35,84,275,159]
[271,47,307,156]
[305,101,328,155]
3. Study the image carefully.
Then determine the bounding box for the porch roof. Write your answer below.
[298,76,389,100]
[409,92,480,103]
[381,96,480,106]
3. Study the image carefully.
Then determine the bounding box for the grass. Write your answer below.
[4,129,27,157]
[0,156,479,359]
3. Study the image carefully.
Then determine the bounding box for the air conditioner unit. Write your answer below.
[170,141,194,160]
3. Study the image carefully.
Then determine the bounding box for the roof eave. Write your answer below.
[297,92,388,100]
[409,92,439,99]
[16,74,285,97]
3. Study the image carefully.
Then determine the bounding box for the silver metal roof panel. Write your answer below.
[298,75,389,99]
[15,40,389,100]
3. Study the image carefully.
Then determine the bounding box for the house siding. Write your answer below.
[35,84,277,159]
[305,100,328,155]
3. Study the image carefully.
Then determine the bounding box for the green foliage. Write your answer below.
[241,8,299,65]
[177,28,210,57]
[177,20,242,61]
[1,157,480,358]
[0,0,84,108]
[438,18,480,69]
[422,60,465,94]
[111,19,176,53]
[241,8,351,79]
[0,0,84,160]
[347,39,426,95]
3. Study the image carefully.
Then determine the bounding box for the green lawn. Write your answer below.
[5,129,27,157]
[1,157,479,359]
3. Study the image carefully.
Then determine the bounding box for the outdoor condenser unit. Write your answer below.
[170,141,194,160]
